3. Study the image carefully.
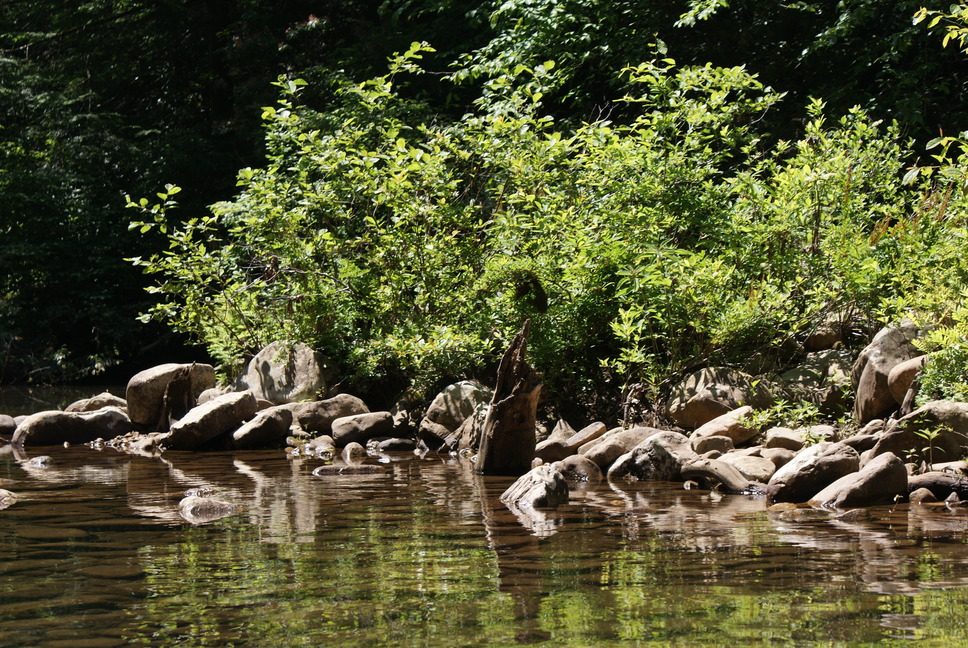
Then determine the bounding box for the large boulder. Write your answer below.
[12,407,132,446]
[809,452,908,509]
[234,341,337,404]
[717,453,777,483]
[163,391,258,450]
[579,426,663,470]
[126,363,216,427]
[501,463,569,509]
[418,380,493,449]
[690,405,757,445]
[664,367,772,429]
[231,406,294,450]
[766,441,860,503]
[331,411,394,446]
[607,431,698,482]
[863,400,968,466]
[281,394,370,435]
[887,355,927,404]
[851,322,920,424]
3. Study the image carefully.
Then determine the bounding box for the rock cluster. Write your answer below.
[1,323,965,519]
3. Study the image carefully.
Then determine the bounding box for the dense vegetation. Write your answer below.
[5,1,968,419]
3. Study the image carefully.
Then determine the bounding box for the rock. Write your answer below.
[840,433,879,454]
[231,406,293,450]
[555,454,603,483]
[863,400,968,467]
[809,452,908,508]
[851,322,920,423]
[126,363,216,427]
[681,457,762,493]
[375,437,416,452]
[501,463,569,509]
[197,386,229,405]
[691,434,734,455]
[579,426,663,470]
[234,341,337,404]
[12,408,131,446]
[765,427,804,452]
[766,441,860,503]
[281,395,370,434]
[534,421,608,462]
[888,355,927,404]
[691,406,757,445]
[0,414,16,441]
[909,487,937,504]
[418,380,493,449]
[163,391,258,451]
[607,432,698,482]
[312,463,388,476]
[341,441,366,463]
[64,392,127,413]
[0,488,16,509]
[760,447,795,469]
[331,411,394,446]
[804,321,843,351]
[907,471,968,501]
[178,495,239,524]
[665,367,772,429]
[717,453,777,483]
[440,401,489,452]
[303,435,336,459]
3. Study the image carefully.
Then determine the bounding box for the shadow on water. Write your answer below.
[3,445,968,646]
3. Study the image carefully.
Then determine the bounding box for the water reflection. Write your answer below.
[2,446,968,646]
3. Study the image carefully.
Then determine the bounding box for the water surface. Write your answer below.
[2,445,968,647]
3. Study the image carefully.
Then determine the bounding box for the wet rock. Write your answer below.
[851,322,920,424]
[501,463,569,509]
[375,437,416,452]
[809,451,907,508]
[0,488,16,510]
[234,341,338,404]
[555,454,603,483]
[282,394,370,435]
[579,426,663,470]
[125,362,216,427]
[607,432,698,482]
[766,441,860,503]
[164,391,258,451]
[0,414,16,441]
[12,408,132,447]
[231,406,294,450]
[178,495,239,524]
[341,441,366,463]
[418,380,493,449]
[665,367,772,429]
[64,392,127,413]
[680,457,762,494]
[907,471,968,501]
[311,463,389,476]
[691,405,757,445]
[909,487,937,504]
[331,411,394,446]
[303,435,336,459]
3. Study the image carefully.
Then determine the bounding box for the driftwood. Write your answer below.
[476,320,542,476]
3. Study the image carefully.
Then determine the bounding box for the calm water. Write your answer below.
[2,444,968,648]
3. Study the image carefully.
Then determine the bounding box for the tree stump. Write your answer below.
[476,320,542,476]
[155,363,197,432]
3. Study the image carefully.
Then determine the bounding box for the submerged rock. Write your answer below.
[178,495,239,525]
[502,463,569,509]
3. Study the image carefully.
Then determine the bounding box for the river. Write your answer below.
[2,440,968,647]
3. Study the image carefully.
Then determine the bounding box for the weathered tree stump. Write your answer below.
[476,320,542,476]
[155,363,197,432]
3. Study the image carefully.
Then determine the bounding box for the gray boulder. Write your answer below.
[579,426,663,470]
[418,380,492,448]
[607,431,698,482]
[65,392,127,413]
[690,405,756,445]
[126,363,216,427]
[281,394,369,434]
[331,411,394,446]
[235,341,337,404]
[231,406,294,450]
[665,367,772,429]
[851,322,920,424]
[765,427,804,452]
[766,441,860,503]
[718,453,777,483]
[809,451,908,508]
[12,407,132,446]
[164,391,258,450]
[501,464,569,509]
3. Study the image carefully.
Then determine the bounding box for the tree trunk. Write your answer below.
[476,320,542,476]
